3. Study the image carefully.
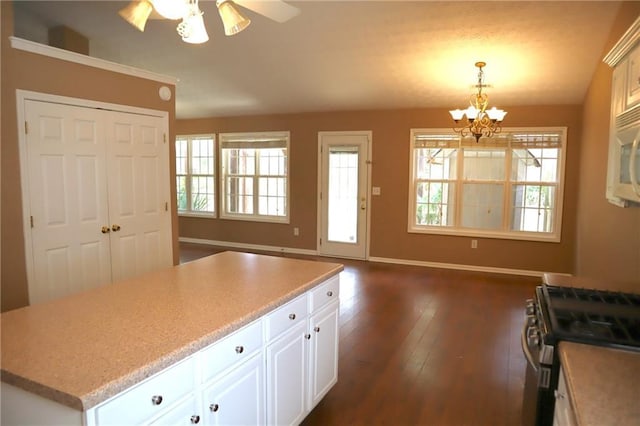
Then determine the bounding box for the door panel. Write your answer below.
[25,100,111,304]
[318,132,371,259]
[107,111,172,282]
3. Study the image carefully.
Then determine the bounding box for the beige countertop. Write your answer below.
[558,341,640,426]
[1,251,343,411]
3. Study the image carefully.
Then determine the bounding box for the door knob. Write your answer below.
[101,226,110,234]
[111,224,121,232]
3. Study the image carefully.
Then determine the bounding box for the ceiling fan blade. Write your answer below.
[233,0,300,23]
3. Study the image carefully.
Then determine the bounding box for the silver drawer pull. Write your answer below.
[190,415,200,424]
[210,403,220,412]
[151,395,163,405]
[314,326,320,333]
[235,345,244,354]
[288,313,296,320]
[327,291,333,297]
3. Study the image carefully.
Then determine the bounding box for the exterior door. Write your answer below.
[22,97,172,304]
[318,131,371,259]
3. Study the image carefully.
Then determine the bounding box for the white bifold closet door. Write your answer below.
[24,99,172,304]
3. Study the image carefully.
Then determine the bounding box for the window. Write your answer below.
[176,135,215,216]
[219,131,289,223]
[409,128,566,241]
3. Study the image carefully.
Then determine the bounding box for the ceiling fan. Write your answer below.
[119,0,300,44]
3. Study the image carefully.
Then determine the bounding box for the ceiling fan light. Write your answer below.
[217,0,251,36]
[151,0,188,20]
[118,0,154,32]
[178,11,209,44]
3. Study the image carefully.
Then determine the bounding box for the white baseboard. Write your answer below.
[179,237,546,277]
[368,256,544,277]
[179,237,318,257]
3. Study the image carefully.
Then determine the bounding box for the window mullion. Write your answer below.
[503,146,514,232]
[186,138,193,212]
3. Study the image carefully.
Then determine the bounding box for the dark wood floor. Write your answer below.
[180,243,538,426]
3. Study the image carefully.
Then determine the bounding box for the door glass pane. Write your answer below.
[328,148,358,243]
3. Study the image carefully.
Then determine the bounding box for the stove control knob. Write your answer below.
[527,328,540,346]
[526,305,536,316]
[526,316,538,326]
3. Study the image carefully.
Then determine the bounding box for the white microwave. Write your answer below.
[607,108,640,206]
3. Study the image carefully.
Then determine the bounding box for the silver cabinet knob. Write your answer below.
[288,313,296,320]
[327,291,333,297]
[235,345,244,354]
[190,415,200,424]
[314,326,320,333]
[210,403,219,412]
[151,395,163,405]
[305,333,311,340]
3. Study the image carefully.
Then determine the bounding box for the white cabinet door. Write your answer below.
[106,110,172,282]
[307,300,339,410]
[626,44,640,109]
[266,322,308,426]
[202,354,265,426]
[24,100,112,304]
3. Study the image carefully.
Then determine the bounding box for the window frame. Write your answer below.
[176,134,217,218]
[219,131,290,223]
[408,127,567,242]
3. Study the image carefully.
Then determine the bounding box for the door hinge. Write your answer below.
[30,216,34,228]
[24,121,29,134]
[319,238,322,245]
[163,134,167,144]
[165,201,168,211]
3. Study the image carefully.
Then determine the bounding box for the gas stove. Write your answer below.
[539,284,640,350]
[522,283,640,426]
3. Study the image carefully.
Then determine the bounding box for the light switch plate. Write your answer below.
[372,187,381,195]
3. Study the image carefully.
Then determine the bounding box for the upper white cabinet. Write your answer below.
[625,44,640,109]
[604,17,640,206]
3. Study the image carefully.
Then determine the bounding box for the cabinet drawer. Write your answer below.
[309,275,340,313]
[94,356,196,425]
[265,294,308,341]
[201,319,263,383]
[149,393,200,425]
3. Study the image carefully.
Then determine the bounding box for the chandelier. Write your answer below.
[449,61,507,142]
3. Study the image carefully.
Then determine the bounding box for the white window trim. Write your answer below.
[219,131,291,224]
[176,134,217,218]
[407,127,567,243]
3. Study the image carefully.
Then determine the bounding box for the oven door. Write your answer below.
[521,322,556,426]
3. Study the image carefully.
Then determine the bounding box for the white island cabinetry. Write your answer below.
[0,252,343,426]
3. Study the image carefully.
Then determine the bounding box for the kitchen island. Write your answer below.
[1,251,343,425]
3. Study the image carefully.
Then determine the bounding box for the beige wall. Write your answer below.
[1,2,179,312]
[177,105,582,274]
[576,2,640,290]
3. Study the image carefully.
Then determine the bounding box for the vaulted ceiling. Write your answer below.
[13,1,624,119]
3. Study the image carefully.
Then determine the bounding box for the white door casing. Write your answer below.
[18,91,172,305]
[317,131,371,259]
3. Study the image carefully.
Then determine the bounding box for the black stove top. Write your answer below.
[538,284,640,350]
